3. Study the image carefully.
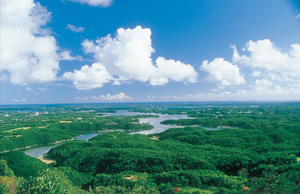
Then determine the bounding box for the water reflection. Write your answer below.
[132,114,188,135]
[23,110,189,158]
[107,110,189,134]
[23,133,100,158]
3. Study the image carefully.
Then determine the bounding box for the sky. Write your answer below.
[1,0,300,104]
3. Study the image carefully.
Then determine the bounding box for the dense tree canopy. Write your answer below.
[1,102,300,193]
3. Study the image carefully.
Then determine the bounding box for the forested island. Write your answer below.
[1,102,300,194]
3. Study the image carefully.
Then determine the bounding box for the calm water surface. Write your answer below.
[24,111,188,158]
[23,133,100,158]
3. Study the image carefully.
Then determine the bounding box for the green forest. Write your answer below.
[1,102,300,193]
[0,105,154,152]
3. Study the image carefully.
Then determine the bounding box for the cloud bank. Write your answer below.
[232,39,300,97]
[60,50,82,61]
[100,92,132,100]
[2,0,297,102]
[201,58,245,87]
[63,63,112,90]
[75,92,132,101]
[67,24,85,33]
[232,39,300,80]
[0,0,60,85]
[68,0,112,7]
[64,26,198,90]
[197,39,300,99]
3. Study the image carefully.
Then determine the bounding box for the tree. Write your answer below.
[18,168,86,194]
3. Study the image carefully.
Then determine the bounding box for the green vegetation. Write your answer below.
[0,105,154,152]
[0,159,20,194]
[18,168,87,194]
[1,102,300,193]
[0,152,47,178]
[46,128,300,193]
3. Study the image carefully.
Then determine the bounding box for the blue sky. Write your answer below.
[1,0,300,104]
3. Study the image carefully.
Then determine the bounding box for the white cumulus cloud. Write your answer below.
[150,57,198,85]
[67,24,85,33]
[82,26,155,83]
[231,39,300,94]
[38,87,47,91]
[60,50,82,61]
[68,0,112,7]
[63,63,112,90]
[25,86,32,91]
[232,39,300,79]
[99,92,132,100]
[254,79,273,91]
[201,58,245,87]
[252,71,261,77]
[0,0,60,85]
[65,26,198,90]
[75,92,132,101]
[255,79,272,87]
[12,98,27,102]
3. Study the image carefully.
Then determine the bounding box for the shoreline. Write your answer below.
[0,127,154,154]
[0,137,75,154]
[39,156,55,164]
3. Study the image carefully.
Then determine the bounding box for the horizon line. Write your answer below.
[1,100,300,107]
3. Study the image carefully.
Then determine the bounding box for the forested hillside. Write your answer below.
[1,102,300,193]
[0,105,154,152]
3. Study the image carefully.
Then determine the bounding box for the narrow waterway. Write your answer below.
[131,114,188,135]
[23,111,188,158]
[106,110,189,135]
[23,133,101,158]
